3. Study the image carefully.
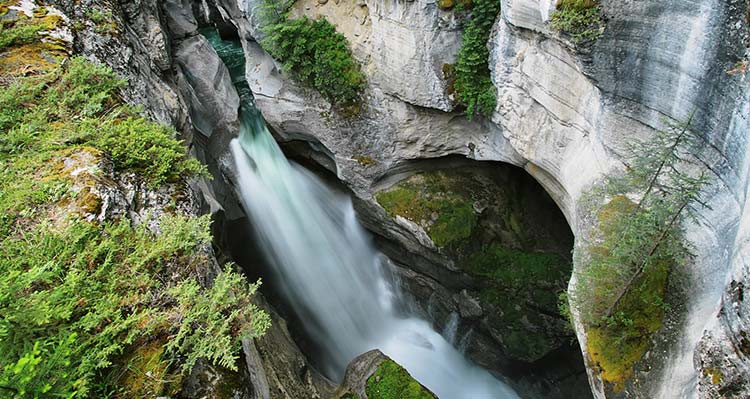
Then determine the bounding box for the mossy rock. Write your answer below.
[585,257,670,392]
[365,359,436,399]
[375,171,479,249]
[582,196,674,392]
[376,167,575,363]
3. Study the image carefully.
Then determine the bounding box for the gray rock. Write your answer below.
[174,35,240,139]
[457,290,483,319]
[162,0,199,39]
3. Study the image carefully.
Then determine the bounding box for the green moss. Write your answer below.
[353,155,376,166]
[703,368,724,385]
[438,0,454,9]
[585,257,669,391]
[464,245,568,288]
[376,174,478,248]
[581,196,674,391]
[466,245,570,361]
[365,359,436,399]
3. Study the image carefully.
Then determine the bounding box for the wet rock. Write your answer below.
[162,0,199,39]
[457,290,482,319]
[174,35,239,139]
[333,350,436,399]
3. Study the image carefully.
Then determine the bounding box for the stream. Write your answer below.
[203,29,519,399]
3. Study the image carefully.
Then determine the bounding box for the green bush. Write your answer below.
[0,56,205,187]
[0,48,262,397]
[0,24,46,50]
[453,0,501,118]
[261,3,364,108]
[0,215,270,397]
[550,0,603,43]
[94,117,206,186]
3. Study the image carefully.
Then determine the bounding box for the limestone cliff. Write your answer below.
[210,0,750,397]
[53,0,750,397]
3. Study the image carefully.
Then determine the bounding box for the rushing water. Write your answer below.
[203,29,519,399]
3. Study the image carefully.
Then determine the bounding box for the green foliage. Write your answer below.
[260,1,364,108]
[0,23,46,50]
[453,0,501,118]
[574,118,709,390]
[376,175,478,248]
[464,244,571,361]
[464,244,569,289]
[0,50,264,397]
[365,359,436,399]
[550,0,603,43]
[94,117,207,186]
[0,214,269,397]
[167,268,271,373]
[0,56,205,187]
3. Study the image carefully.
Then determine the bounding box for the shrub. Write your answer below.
[0,215,269,397]
[94,117,206,186]
[550,0,603,43]
[0,24,46,50]
[260,3,364,108]
[453,0,501,118]
[0,56,205,186]
[0,44,259,397]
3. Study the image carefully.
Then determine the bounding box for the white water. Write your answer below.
[231,120,518,399]
[207,29,519,399]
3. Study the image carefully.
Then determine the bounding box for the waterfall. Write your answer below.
[204,29,519,399]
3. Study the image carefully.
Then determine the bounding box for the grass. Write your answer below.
[550,0,603,43]
[365,359,436,399]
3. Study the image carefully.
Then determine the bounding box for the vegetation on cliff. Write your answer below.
[0,15,270,396]
[573,117,709,390]
[549,0,603,43]
[452,0,501,118]
[376,168,575,362]
[260,0,364,109]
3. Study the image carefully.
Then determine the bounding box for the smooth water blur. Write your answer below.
[205,29,519,398]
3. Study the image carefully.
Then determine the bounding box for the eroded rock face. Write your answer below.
[201,0,750,398]
[64,0,750,397]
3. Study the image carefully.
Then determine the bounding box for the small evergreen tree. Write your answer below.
[574,113,710,388]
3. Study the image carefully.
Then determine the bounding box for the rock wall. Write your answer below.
[222,0,750,397]
[53,0,750,397]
